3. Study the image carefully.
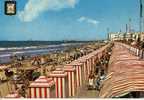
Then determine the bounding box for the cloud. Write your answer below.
[18,0,79,22]
[77,16,99,25]
[78,16,86,22]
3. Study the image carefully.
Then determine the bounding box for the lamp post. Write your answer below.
[107,28,110,41]
[140,0,143,32]
[139,0,143,41]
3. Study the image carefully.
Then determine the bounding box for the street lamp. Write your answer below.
[137,0,143,42]
[140,0,143,31]
[107,28,110,41]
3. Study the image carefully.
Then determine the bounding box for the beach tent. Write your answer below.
[28,76,55,98]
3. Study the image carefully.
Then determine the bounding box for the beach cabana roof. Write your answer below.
[29,76,54,88]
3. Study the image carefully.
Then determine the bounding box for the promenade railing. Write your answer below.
[116,42,144,59]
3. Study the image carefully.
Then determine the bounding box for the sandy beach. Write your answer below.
[0,42,106,97]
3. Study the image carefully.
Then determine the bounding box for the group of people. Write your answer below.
[87,50,111,91]
[88,70,106,91]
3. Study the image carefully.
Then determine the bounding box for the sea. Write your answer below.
[0,41,89,64]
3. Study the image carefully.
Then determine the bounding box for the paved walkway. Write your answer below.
[74,84,99,98]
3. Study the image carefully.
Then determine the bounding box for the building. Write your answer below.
[109,32,138,41]
[108,32,124,41]
[108,32,119,41]
[140,32,144,41]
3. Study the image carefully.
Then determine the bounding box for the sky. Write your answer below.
[0,0,141,41]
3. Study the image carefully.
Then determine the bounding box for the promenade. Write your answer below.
[99,42,144,98]
[75,84,99,98]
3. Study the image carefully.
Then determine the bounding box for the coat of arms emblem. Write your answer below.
[5,1,16,15]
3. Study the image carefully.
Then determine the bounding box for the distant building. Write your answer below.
[125,32,133,41]
[109,32,138,41]
[140,32,144,41]
[118,33,124,40]
[109,32,124,41]
[108,32,119,41]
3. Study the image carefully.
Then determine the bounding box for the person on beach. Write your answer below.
[31,57,36,65]
[88,71,95,90]
[95,70,106,91]
[41,57,45,65]
[95,77,101,91]
[18,85,26,98]
[32,56,41,66]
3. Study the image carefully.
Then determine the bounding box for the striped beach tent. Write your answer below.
[28,76,55,98]
[48,69,68,98]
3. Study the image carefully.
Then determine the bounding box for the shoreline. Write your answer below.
[0,43,85,64]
